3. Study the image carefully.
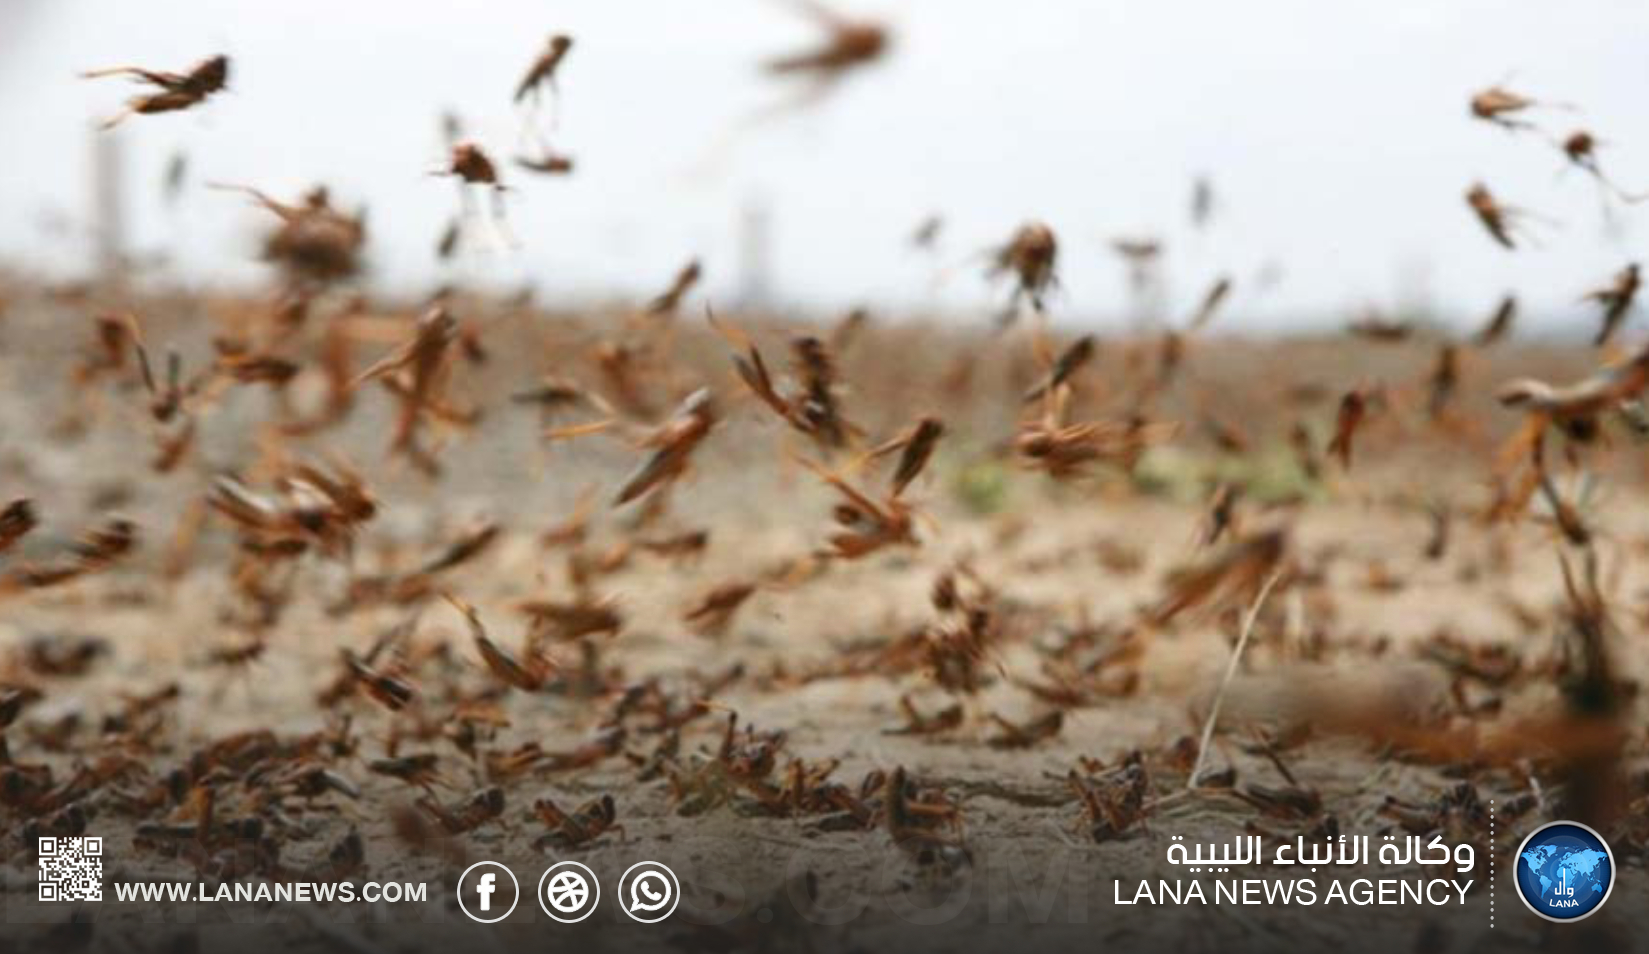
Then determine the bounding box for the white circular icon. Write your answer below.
[537,860,601,923]
[618,860,680,923]
[456,861,519,923]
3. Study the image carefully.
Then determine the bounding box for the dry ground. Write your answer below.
[0,281,1641,952]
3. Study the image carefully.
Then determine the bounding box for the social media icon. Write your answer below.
[538,860,601,923]
[618,860,679,923]
[457,861,519,923]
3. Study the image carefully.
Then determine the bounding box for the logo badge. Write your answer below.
[456,861,520,923]
[1513,820,1613,922]
[618,860,680,923]
[538,860,601,923]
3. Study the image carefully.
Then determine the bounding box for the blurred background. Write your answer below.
[1,0,1646,329]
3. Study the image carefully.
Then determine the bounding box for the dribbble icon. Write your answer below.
[618,860,680,923]
[538,860,601,923]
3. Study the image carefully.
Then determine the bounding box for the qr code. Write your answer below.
[38,836,102,902]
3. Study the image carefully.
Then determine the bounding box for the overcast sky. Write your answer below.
[1,0,1646,329]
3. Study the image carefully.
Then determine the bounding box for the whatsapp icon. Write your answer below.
[618,861,680,923]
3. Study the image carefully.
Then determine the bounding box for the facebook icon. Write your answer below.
[458,862,518,923]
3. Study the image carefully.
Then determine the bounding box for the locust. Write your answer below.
[538,726,628,772]
[0,499,37,554]
[515,34,574,107]
[1017,389,1175,479]
[1583,263,1640,347]
[647,259,702,317]
[1474,294,1517,346]
[443,141,506,191]
[923,570,999,694]
[121,313,192,422]
[71,312,134,387]
[1465,182,1534,249]
[788,336,854,447]
[419,786,505,834]
[1326,388,1367,468]
[514,149,575,176]
[1347,313,1412,342]
[250,761,361,807]
[986,710,1063,749]
[518,592,624,642]
[1202,483,1242,547]
[533,793,623,849]
[1422,500,1452,561]
[761,0,890,114]
[1022,336,1095,403]
[339,520,498,609]
[1111,238,1163,301]
[1186,275,1233,331]
[1191,176,1216,228]
[1287,422,1321,481]
[1068,755,1150,842]
[1556,130,1649,204]
[800,456,917,559]
[1498,341,1649,423]
[910,214,943,250]
[1428,344,1460,419]
[0,517,137,596]
[638,528,710,560]
[343,652,417,712]
[1560,131,1605,182]
[1493,340,1649,515]
[883,695,963,736]
[1535,470,1591,547]
[989,222,1059,318]
[447,594,552,692]
[612,388,719,506]
[214,183,367,284]
[710,310,859,449]
[1468,85,1566,131]
[208,461,377,555]
[882,766,966,862]
[513,377,601,417]
[83,55,229,128]
[683,581,759,637]
[865,416,944,497]
[1147,527,1288,626]
[369,754,443,792]
[437,142,513,246]
[353,305,470,473]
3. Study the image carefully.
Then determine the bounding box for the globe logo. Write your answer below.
[1513,821,1613,922]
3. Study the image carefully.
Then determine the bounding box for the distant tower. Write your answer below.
[736,196,773,310]
[90,124,128,277]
